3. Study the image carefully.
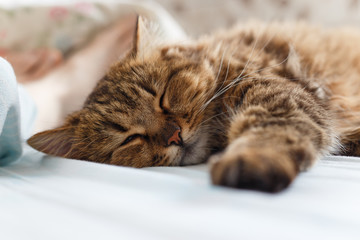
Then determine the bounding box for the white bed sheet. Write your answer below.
[1,145,359,240]
[1,1,359,239]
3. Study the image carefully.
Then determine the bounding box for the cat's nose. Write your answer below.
[164,124,183,147]
[167,128,182,146]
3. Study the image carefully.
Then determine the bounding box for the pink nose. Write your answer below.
[167,128,183,146]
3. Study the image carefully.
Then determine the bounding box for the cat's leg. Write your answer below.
[210,80,335,192]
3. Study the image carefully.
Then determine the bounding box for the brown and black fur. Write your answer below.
[28,18,360,192]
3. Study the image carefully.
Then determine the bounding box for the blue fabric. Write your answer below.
[0,57,36,165]
[0,57,22,165]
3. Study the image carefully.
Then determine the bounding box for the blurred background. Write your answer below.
[2,0,360,56]
[2,0,360,130]
[1,0,360,88]
[155,0,360,36]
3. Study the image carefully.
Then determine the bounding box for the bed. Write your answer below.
[1,146,360,239]
[1,1,360,239]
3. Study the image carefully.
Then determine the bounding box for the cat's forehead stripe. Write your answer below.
[134,81,156,96]
[89,106,129,132]
[117,90,137,109]
[105,121,128,132]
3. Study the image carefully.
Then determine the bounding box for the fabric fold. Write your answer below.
[0,57,22,165]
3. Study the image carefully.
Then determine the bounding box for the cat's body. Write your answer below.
[28,19,360,192]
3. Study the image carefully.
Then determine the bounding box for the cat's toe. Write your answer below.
[210,148,297,193]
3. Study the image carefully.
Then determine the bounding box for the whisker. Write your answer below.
[200,23,277,113]
[196,47,229,115]
[215,46,229,83]
[199,111,229,126]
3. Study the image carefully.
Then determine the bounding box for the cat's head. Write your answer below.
[27,17,217,167]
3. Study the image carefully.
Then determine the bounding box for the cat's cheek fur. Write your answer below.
[110,145,152,167]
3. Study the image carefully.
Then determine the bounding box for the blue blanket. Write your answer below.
[0,57,36,166]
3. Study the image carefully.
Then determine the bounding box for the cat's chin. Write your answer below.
[176,134,210,166]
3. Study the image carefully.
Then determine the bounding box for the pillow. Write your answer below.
[0,1,185,55]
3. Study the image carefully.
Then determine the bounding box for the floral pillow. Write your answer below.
[0,2,135,54]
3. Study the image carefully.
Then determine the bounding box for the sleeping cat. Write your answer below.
[28,17,360,192]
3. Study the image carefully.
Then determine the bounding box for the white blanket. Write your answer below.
[1,146,359,240]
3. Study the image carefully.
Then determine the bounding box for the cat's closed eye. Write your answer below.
[121,134,144,146]
[159,91,169,114]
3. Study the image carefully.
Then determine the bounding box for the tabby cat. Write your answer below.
[28,17,360,192]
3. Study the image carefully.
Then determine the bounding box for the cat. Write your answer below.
[27,17,360,192]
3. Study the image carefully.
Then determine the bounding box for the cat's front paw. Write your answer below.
[209,147,298,192]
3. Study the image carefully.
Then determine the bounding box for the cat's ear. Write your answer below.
[131,15,142,57]
[27,126,81,159]
[130,16,157,58]
[130,15,186,58]
[27,113,83,159]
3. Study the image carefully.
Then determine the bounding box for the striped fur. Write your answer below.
[28,19,360,192]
